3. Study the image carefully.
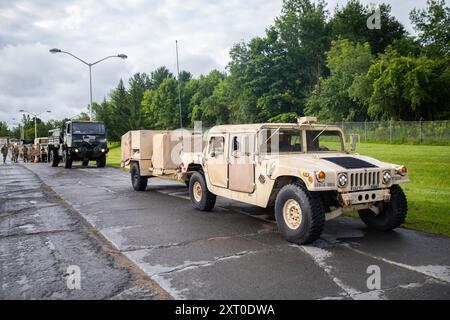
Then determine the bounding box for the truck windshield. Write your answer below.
[259,129,302,154]
[306,130,344,152]
[72,123,105,135]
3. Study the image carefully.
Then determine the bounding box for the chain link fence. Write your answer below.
[322,121,450,145]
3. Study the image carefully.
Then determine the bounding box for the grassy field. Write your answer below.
[107,142,450,237]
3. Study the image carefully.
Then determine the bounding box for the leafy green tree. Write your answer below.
[150,66,174,89]
[0,121,9,136]
[410,0,450,56]
[353,49,450,120]
[306,39,374,121]
[330,0,406,54]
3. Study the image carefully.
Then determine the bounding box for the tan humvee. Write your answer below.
[122,117,409,245]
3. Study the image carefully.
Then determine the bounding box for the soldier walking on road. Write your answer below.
[12,144,20,163]
[22,145,28,163]
[1,144,8,164]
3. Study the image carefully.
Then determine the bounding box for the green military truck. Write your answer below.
[48,121,109,169]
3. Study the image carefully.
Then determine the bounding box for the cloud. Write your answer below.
[0,0,429,127]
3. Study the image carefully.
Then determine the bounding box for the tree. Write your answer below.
[306,39,374,121]
[330,0,406,54]
[0,121,9,136]
[410,0,450,56]
[352,49,450,120]
[150,66,174,89]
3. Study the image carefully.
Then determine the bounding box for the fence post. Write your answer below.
[389,121,393,143]
[419,118,423,144]
[364,121,367,142]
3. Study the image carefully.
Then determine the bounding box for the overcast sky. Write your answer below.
[0,0,431,127]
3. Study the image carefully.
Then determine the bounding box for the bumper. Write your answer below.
[340,189,391,206]
[70,148,108,160]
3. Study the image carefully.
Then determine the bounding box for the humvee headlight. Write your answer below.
[338,173,348,187]
[383,171,392,184]
[316,171,326,183]
[101,148,106,153]
[74,148,79,153]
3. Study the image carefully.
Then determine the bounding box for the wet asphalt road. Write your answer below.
[0,163,166,299]
[3,161,450,300]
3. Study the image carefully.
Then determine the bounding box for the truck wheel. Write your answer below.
[359,185,408,231]
[96,156,106,168]
[275,183,325,245]
[63,152,72,169]
[82,160,89,167]
[50,150,59,167]
[131,163,148,191]
[189,172,216,212]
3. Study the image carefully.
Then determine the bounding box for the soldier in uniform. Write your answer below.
[13,144,20,163]
[1,144,8,164]
[22,145,28,163]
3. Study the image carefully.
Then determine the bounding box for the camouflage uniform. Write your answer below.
[13,145,20,163]
[22,145,28,163]
[1,144,8,164]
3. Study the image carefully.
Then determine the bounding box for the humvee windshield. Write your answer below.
[259,129,302,154]
[306,130,344,152]
[72,122,105,135]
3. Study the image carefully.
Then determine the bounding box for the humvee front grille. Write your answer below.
[350,171,381,189]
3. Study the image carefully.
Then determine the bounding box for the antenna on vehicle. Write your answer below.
[176,40,183,129]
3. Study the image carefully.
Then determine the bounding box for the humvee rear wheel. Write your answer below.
[189,172,216,212]
[131,162,148,191]
[275,183,325,245]
[358,185,408,231]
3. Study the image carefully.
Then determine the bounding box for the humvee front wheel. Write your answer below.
[275,183,325,245]
[82,160,89,167]
[358,185,408,231]
[131,162,148,191]
[189,172,216,212]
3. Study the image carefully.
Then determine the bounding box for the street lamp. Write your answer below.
[19,110,51,141]
[49,48,128,121]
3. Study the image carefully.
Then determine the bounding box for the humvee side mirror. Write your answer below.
[349,134,358,153]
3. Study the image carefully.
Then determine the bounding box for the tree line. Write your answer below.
[3,0,449,142]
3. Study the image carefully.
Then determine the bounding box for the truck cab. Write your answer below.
[48,121,108,169]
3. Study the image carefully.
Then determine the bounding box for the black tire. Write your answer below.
[184,179,190,188]
[131,162,148,191]
[189,172,216,212]
[96,156,106,168]
[82,160,89,167]
[275,183,325,245]
[63,151,72,169]
[50,149,59,167]
[358,185,408,231]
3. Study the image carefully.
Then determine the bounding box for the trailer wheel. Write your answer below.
[96,156,106,168]
[50,149,59,167]
[131,162,148,191]
[189,172,216,212]
[359,185,408,231]
[63,151,72,169]
[275,183,325,245]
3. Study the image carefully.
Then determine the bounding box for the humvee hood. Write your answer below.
[271,153,393,172]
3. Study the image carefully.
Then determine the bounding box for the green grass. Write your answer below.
[106,142,450,237]
[107,142,122,169]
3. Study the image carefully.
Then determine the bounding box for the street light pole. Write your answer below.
[49,49,128,121]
